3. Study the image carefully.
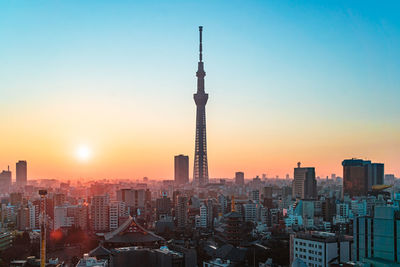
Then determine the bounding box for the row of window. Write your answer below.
[294,254,323,266]
[295,240,322,249]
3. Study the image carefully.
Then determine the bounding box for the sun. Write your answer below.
[76,145,91,161]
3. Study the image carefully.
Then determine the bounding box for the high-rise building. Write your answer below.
[371,163,384,185]
[176,196,188,229]
[16,160,27,186]
[17,206,30,231]
[156,196,172,219]
[53,193,66,207]
[54,205,74,230]
[342,159,384,197]
[109,201,126,231]
[196,203,208,228]
[10,192,23,206]
[193,26,209,186]
[235,172,244,185]
[117,189,146,212]
[250,190,260,203]
[71,204,89,231]
[354,206,400,265]
[0,167,12,189]
[90,195,110,232]
[292,162,317,199]
[174,155,189,184]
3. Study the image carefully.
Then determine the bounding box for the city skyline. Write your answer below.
[1,1,399,180]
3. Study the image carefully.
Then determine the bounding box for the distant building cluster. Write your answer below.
[1,156,398,266]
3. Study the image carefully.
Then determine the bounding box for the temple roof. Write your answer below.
[224,211,242,219]
[89,244,111,257]
[104,216,164,244]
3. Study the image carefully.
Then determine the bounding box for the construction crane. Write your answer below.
[39,189,47,267]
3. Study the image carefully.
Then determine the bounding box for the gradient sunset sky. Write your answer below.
[1,1,399,181]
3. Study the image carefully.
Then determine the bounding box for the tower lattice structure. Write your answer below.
[193,26,209,186]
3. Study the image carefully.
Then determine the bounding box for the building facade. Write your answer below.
[174,155,189,184]
[342,159,384,197]
[292,163,317,199]
[290,231,352,267]
[16,160,27,186]
[354,205,400,265]
[235,172,244,186]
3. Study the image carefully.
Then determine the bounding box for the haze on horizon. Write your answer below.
[1,1,399,181]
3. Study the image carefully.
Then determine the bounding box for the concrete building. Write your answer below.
[16,160,27,186]
[54,205,74,230]
[90,195,110,232]
[76,254,108,267]
[0,167,12,189]
[196,203,208,228]
[108,205,118,231]
[10,192,23,206]
[156,196,172,219]
[117,189,145,212]
[250,190,260,203]
[243,201,257,222]
[28,203,37,229]
[174,155,189,184]
[17,206,30,230]
[292,162,317,199]
[354,205,400,265]
[235,172,244,186]
[290,231,352,267]
[0,232,13,252]
[176,196,188,229]
[342,159,384,197]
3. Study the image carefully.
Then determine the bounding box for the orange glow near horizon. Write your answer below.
[1,102,399,181]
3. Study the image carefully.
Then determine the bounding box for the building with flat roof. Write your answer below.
[292,162,317,200]
[76,254,108,267]
[354,205,400,265]
[174,155,189,185]
[16,160,27,186]
[235,172,244,186]
[342,159,384,197]
[290,231,353,267]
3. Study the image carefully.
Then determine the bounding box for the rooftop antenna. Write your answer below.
[199,26,203,62]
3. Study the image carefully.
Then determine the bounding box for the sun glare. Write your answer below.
[76,145,91,161]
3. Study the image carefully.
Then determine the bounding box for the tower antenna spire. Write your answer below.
[199,26,203,62]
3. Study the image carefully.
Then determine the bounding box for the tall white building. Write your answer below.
[109,201,127,231]
[290,231,352,267]
[28,203,37,229]
[197,204,208,228]
[54,206,74,230]
[243,201,257,222]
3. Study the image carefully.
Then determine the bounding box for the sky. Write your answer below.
[0,0,399,181]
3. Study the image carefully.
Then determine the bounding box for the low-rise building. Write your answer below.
[290,231,353,267]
